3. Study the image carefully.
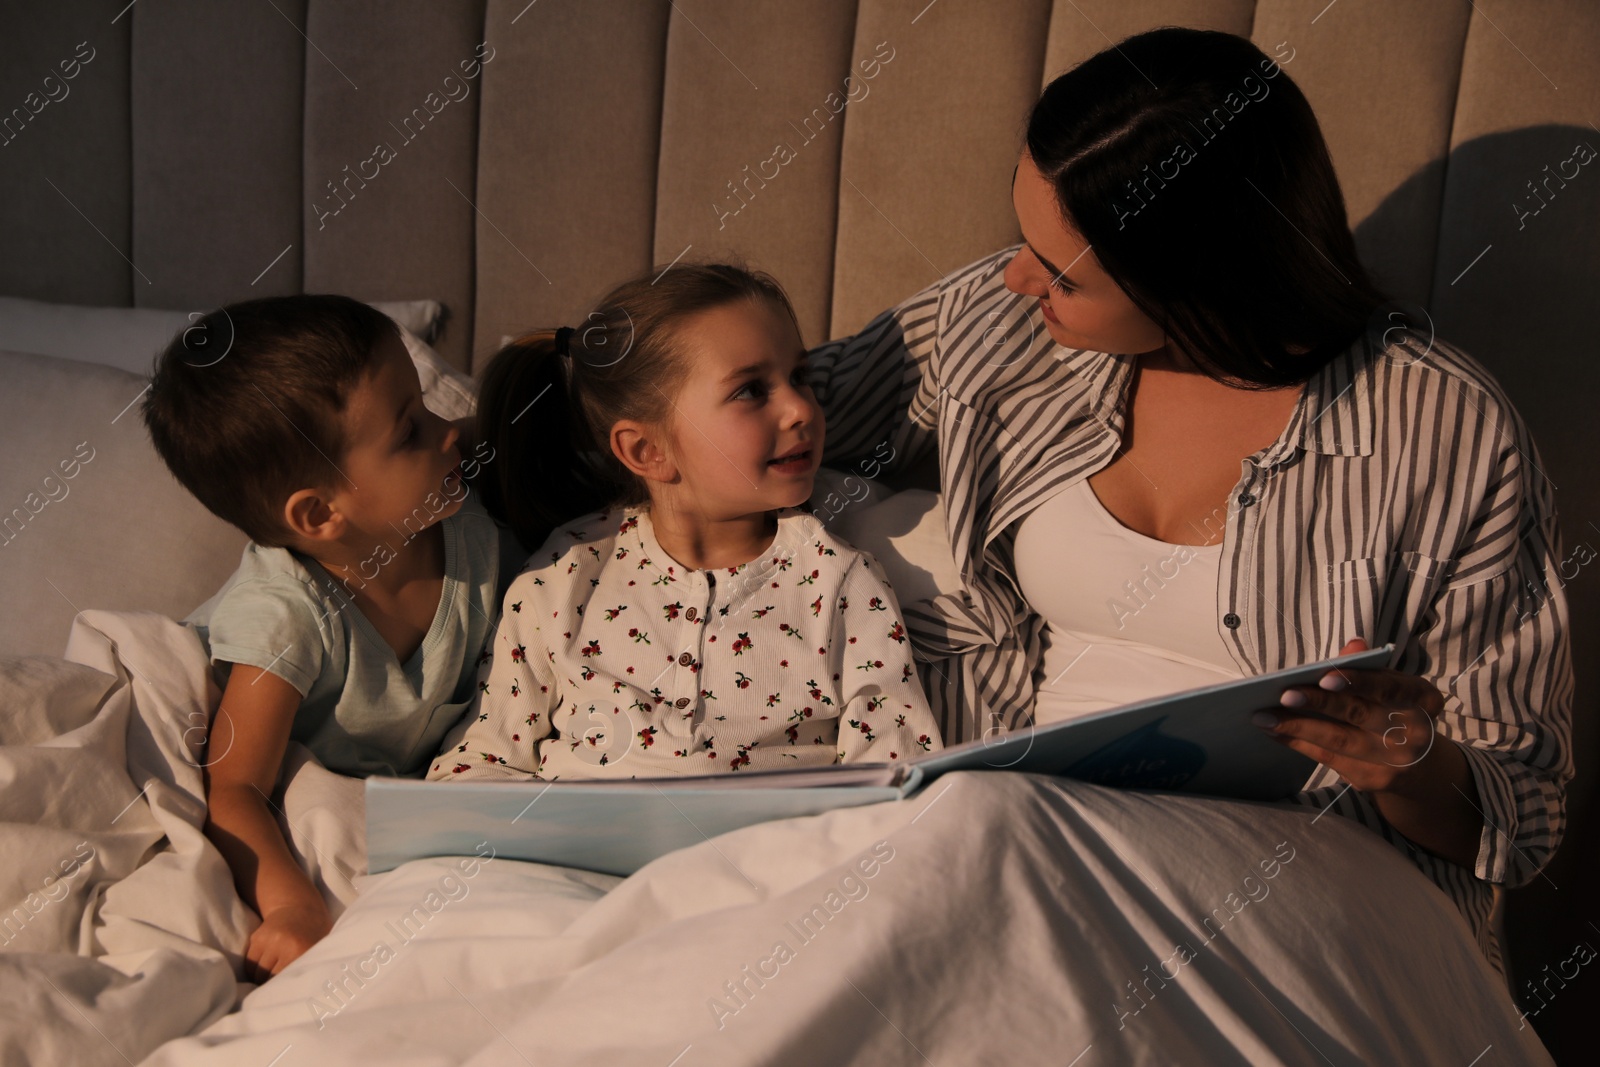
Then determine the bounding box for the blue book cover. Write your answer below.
[366,645,1394,875]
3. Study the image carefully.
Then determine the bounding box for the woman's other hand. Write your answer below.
[1255,638,1483,869]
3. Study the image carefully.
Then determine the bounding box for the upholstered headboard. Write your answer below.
[1,1,1593,369]
[2,1,1597,1045]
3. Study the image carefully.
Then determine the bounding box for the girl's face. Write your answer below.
[653,297,823,516]
[1003,153,1168,356]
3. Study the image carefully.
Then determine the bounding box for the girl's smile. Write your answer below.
[767,446,816,477]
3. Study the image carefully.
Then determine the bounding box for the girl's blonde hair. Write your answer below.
[475,263,802,551]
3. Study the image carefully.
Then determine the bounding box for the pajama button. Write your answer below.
[678,652,694,666]
[1238,492,1256,507]
[674,697,691,708]
[685,607,697,621]
[1223,612,1241,629]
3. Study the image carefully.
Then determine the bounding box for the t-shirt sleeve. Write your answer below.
[202,575,329,696]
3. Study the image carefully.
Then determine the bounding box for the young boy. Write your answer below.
[144,295,515,980]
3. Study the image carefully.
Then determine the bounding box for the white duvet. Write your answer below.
[0,611,1554,1066]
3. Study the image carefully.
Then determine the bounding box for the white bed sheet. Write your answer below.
[0,610,362,1066]
[151,772,1551,1066]
[0,610,1554,1066]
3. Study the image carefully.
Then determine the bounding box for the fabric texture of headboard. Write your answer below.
[1,1,1593,372]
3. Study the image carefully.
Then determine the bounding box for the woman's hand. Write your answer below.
[1254,638,1483,869]
[1255,638,1444,792]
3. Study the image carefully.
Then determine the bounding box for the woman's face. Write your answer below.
[1003,154,1167,356]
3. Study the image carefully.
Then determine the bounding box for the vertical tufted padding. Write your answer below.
[131,0,306,309]
[829,0,1052,337]
[1253,0,1470,305]
[0,5,132,305]
[1427,0,1600,1007]
[1427,2,1600,953]
[301,0,486,369]
[1429,0,1600,600]
[653,0,859,349]
[471,0,669,371]
[1040,0,1254,80]
[1430,0,1600,361]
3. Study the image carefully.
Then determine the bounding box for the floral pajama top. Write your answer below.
[427,505,940,780]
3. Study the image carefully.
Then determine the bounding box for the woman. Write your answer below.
[809,27,1571,960]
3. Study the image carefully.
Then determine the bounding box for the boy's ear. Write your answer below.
[283,488,345,544]
[610,419,678,485]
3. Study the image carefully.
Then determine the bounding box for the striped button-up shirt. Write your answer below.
[809,247,1573,956]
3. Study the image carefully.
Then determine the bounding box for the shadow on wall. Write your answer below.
[1356,124,1600,1063]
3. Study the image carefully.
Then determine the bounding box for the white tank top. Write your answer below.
[1013,478,1242,724]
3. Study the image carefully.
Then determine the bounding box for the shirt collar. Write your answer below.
[620,506,684,587]
[625,505,797,590]
[1052,346,1136,437]
[1263,338,1374,463]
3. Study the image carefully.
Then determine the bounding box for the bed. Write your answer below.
[2,609,1552,1066]
[0,328,1561,1061]
[3,1,1596,1063]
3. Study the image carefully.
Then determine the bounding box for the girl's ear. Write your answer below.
[611,419,678,485]
[283,488,346,544]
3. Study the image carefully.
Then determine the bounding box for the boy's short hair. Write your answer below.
[143,294,397,547]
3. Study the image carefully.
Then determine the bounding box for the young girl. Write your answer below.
[428,264,939,779]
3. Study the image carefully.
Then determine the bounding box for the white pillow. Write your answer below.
[812,468,963,608]
[0,295,474,420]
[0,350,249,658]
[397,326,476,421]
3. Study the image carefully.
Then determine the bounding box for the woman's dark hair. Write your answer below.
[476,263,802,552]
[1026,27,1387,386]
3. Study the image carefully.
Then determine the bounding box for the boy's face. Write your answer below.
[654,298,823,517]
[325,332,464,542]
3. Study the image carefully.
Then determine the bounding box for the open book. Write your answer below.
[367,644,1393,875]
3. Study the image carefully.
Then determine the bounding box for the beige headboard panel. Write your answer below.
[2,0,1591,372]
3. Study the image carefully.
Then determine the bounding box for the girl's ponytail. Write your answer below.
[474,331,622,552]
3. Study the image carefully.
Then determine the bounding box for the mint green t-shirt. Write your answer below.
[189,492,525,777]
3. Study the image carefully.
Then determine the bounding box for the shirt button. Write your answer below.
[685,607,697,621]
[678,652,694,666]
[1223,612,1241,629]
[1238,492,1256,507]
[674,697,691,708]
